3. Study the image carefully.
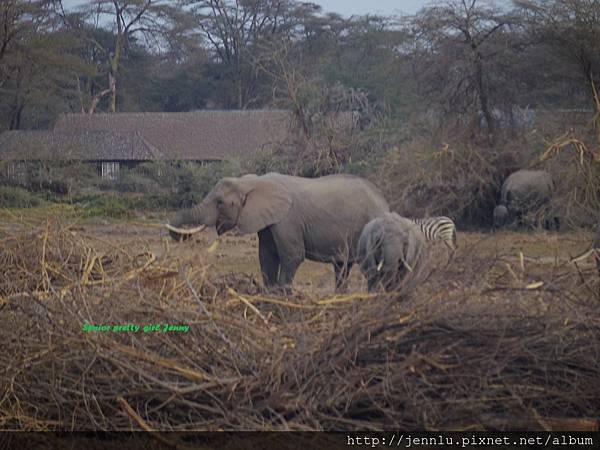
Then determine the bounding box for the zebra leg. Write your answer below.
[443,241,456,266]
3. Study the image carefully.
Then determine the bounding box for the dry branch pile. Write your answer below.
[539,134,600,228]
[1,220,599,432]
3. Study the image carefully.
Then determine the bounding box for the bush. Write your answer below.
[72,194,132,219]
[93,160,246,209]
[0,161,101,197]
[173,160,244,208]
[0,186,44,208]
[110,169,158,193]
[537,135,600,228]
[374,138,525,228]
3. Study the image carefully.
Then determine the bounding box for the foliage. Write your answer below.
[96,160,244,208]
[171,160,244,208]
[0,1,92,131]
[375,138,527,228]
[0,186,44,208]
[70,194,131,218]
[101,167,158,193]
[0,161,100,197]
[1,0,596,131]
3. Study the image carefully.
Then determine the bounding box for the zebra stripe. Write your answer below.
[409,216,457,250]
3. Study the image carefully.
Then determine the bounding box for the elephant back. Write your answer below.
[501,170,554,210]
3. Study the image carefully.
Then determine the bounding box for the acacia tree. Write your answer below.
[411,0,513,141]
[0,0,90,129]
[0,0,58,86]
[187,0,306,109]
[516,0,600,144]
[66,0,186,113]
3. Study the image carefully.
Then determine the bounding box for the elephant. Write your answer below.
[358,213,429,293]
[493,169,558,230]
[492,205,509,230]
[166,172,390,292]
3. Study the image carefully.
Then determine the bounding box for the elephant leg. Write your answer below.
[270,224,304,290]
[278,259,302,291]
[258,228,279,287]
[367,274,381,293]
[333,260,353,293]
[554,217,560,231]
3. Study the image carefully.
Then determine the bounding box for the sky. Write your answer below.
[311,0,431,16]
[62,0,432,16]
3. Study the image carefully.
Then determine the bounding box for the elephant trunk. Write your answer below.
[493,205,509,229]
[166,200,217,242]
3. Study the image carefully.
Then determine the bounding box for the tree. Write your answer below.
[410,0,513,141]
[516,0,600,144]
[68,0,186,112]
[187,0,307,109]
[0,0,90,130]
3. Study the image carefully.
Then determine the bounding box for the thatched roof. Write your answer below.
[53,110,293,160]
[0,130,162,161]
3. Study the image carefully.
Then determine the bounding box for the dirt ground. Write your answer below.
[74,219,596,296]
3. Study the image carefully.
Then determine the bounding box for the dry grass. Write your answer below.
[0,218,599,432]
[538,133,600,228]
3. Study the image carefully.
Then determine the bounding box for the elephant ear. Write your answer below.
[237,179,292,234]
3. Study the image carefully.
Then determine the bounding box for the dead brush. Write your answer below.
[375,139,521,227]
[538,133,600,228]
[0,218,154,299]
[0,220,599,433]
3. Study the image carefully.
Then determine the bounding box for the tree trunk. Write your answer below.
[88,73,115,114]
[108,29,123,113]
[473,48,495,142]
[9,96,24,130]
[108,71,117,113]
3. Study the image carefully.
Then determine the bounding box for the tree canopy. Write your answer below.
[0,0,597,141]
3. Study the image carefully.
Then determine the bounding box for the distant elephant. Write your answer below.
[493,169,558,229]
[358,213,428,293]
[493,205,509,229]
[165,172,390,292]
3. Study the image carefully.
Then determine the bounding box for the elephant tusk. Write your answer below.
[165,224,207,235]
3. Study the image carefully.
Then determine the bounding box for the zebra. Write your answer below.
[408,216,458,253]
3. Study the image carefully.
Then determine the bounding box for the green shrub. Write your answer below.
[0,186,44,208]
[173,160,244,208]
[111,169,158,193]
[73,194,131,218]
[0,161,101,197]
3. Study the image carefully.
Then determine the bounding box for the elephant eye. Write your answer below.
[216,199,224,207]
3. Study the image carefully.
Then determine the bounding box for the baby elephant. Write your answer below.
[358,213,428,293]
